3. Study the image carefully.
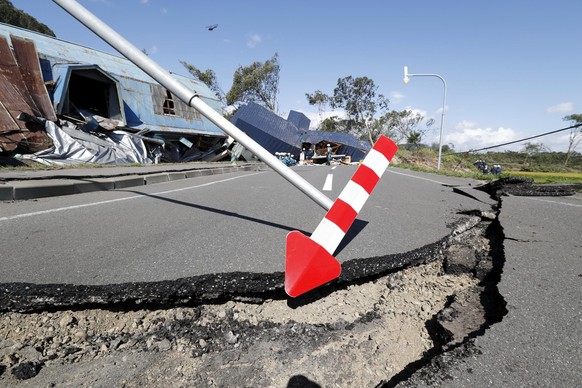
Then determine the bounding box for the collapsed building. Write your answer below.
[0,22,229,164]
[0,22,370,166]
[231,102,371,163]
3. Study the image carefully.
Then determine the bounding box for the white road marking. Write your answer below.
[387,169,449,185]
[0,172,263,223]
[331,166,337,170]
[323,173,333,191]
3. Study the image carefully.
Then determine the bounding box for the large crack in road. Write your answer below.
[2,179,554,386]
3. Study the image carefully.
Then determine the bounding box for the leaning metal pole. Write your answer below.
[52,0,333,211]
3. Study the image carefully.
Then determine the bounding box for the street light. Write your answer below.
[403,66,447,170]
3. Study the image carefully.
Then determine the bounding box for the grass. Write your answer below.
[393,147,582,185]
[0,160,148,171]
[392,161,499,181]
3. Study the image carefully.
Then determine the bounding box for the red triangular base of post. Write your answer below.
[285,231,341,297]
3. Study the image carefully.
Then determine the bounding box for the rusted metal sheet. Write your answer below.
[0,100,21,152]
[0,100,18,128]
[0,35,29,152]
[0,35,52,153]
[10,35,57,121]
[0,35,36,128]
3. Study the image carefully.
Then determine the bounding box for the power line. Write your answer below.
[452,123,582,154]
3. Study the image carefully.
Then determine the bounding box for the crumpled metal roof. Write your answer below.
[231,102,371,160]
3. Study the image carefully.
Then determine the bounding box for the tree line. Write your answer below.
[182,55,434,147]
[183,53,581,166]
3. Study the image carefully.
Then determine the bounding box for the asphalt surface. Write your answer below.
[400,192,582,387]
[0,163,489,285]
[1,162,581,387]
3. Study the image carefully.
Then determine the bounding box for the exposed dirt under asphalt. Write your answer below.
[2,178,565,387]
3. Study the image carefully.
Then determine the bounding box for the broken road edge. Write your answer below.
[0,220,469,314]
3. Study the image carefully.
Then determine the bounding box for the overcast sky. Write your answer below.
[11,0,582,151]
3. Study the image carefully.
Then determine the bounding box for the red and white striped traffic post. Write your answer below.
[285,135,398,297]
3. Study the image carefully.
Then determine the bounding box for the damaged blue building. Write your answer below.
[231,102,371,163]
[0,22,228,162]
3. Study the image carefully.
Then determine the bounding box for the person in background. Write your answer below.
[326,144,332,165]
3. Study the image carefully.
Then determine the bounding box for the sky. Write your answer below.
[10,0,582,152]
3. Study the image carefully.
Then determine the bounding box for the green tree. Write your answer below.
[522,142,549,166]
[329,76,389,144]
[180,61,226,109]
[522,142,548,155]
[305,90,329,125]
[563,114,582,166]
[407,131,423,146]
[431,142,454,153]
[306,76,390,144]
[365,113,397,143]
[226,53,280,113]
[319,116,349,133]
[383,109,433,145]
[0,0,55,36]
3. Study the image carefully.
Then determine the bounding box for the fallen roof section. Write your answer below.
[231,102,371,162]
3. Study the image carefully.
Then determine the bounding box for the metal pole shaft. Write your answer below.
[405,72,447,170]
[437,78,447,170]
[52,0,333,211]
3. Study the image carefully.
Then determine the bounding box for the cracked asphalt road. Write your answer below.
[1,166,580,386]
[398,189,582,387]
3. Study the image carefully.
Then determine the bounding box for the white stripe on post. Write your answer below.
[309,218,345,255]
[337,180,370,213]
[362,149,390,178]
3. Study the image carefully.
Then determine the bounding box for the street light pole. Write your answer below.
[403,66,447,170]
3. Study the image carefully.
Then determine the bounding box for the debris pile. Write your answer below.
[16,114,152,165]
[232,102,370,165]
